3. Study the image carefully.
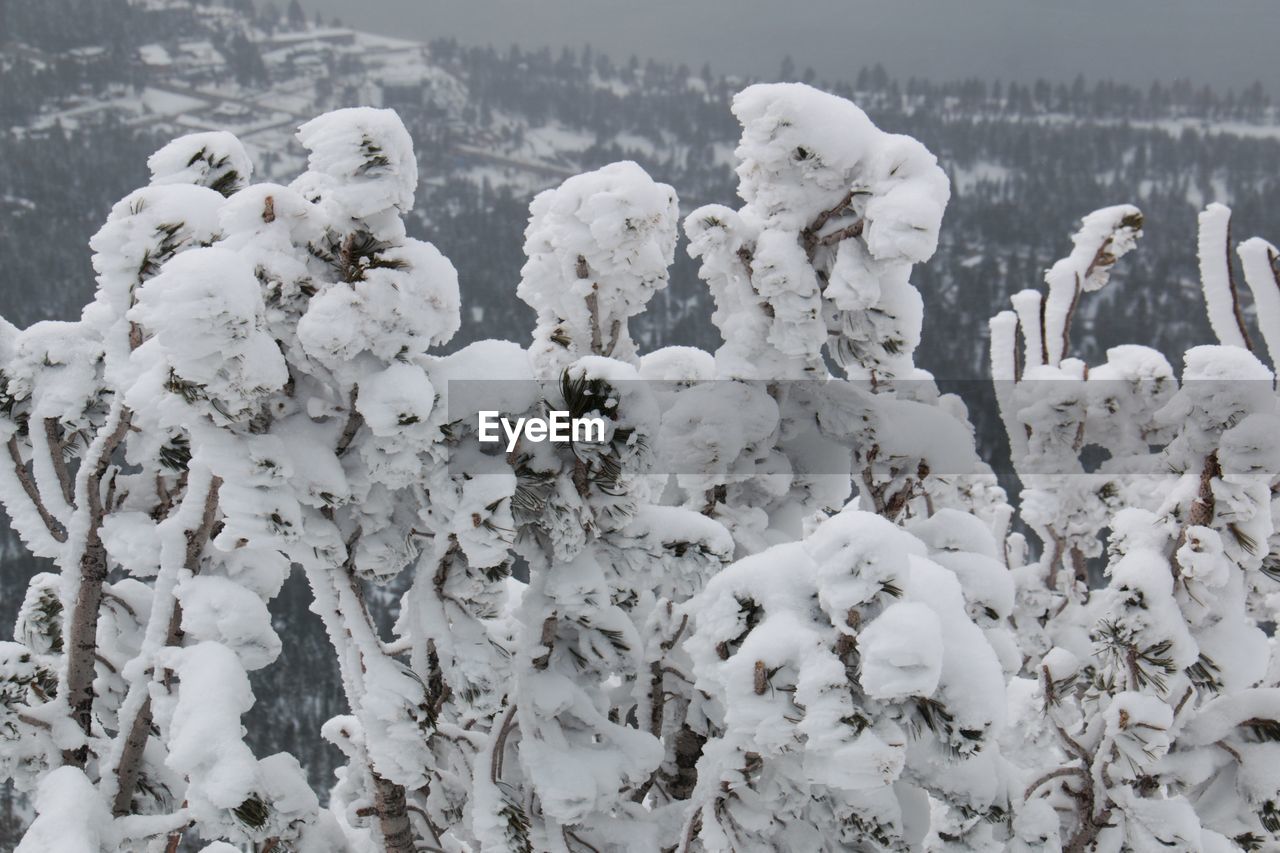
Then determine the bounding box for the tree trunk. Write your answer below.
[62,406,131,766]
[664,725,705,801]
[372,771,415,853]
[63,530,109,766]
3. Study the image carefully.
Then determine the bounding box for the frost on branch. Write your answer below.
[129,247,289,426]
[1196,203,1252,351]
[1041,204,1143,368]
[0,107,466,852]
[1012,345,1280,848]
[678,83,1003,575]
[293,106,419,240]
[1238,236,1280,367]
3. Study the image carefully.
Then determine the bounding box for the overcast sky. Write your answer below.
[298,0,1280,94]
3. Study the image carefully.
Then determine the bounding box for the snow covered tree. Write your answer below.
[0,128,325,851]
[685,82,948,383]
[666,84,1018,851]
[461,160,745,852]
[1011,346,1279,851]
[0,111,463,852]
[988,205,1164,667]
[678,83,1010,567]
[1000,205,1280,850]
[684,509,1011,851]
[11,77,1280,853]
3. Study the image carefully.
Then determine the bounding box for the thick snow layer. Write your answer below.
[131,246,289,425]
[1182,688,1280,746]
[519,160,678,376]
[1158,344,1275,463]
[1238,237,1280,367]
[89,183,225,322]
[658,381,779,490]
[16,766,115,853]
[355,361,435,437]
[637,345,716,382]
[871,397,981,476]
[147,131,253,194]
[859,601,942,699]
[1197,203,1251,350]
[293,107,418,238]
[1042,205,1142,366]
[154,642,260,812]
[177,576,282,671]
[731,83,948,252]
[689,82,949,380]
[686,508,1007,846]
[297,239,460,372]
[428,338,535,425]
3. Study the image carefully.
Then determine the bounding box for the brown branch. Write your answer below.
[801,189,857,260]
[803,203,866,262]
[490,703,519,784]
[43,418,74,507]
[1052,719,1090,765]
[676,806,703,853]
[1170,452,1220,582]
[752,660,768,695]
[1038,292,1050,366]
[406,798,445,849]
[7,435,66,542]
[1222,213,1254,350]
[1024,766,1086,802]
[564,827,602,853]
[661,613,690,652]
[161,808,189,853]
[17,711,51,731]
[586,291,603,356]
[532,615,557,670]
[1046,532,1066,591]
[335,388,362,457]
[1056,273,1083,365]
[648,661,666,737]
[1070,546,1088,588]
[815,220,864,249]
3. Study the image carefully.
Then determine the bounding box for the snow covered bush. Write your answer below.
[5,82,1280,853]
